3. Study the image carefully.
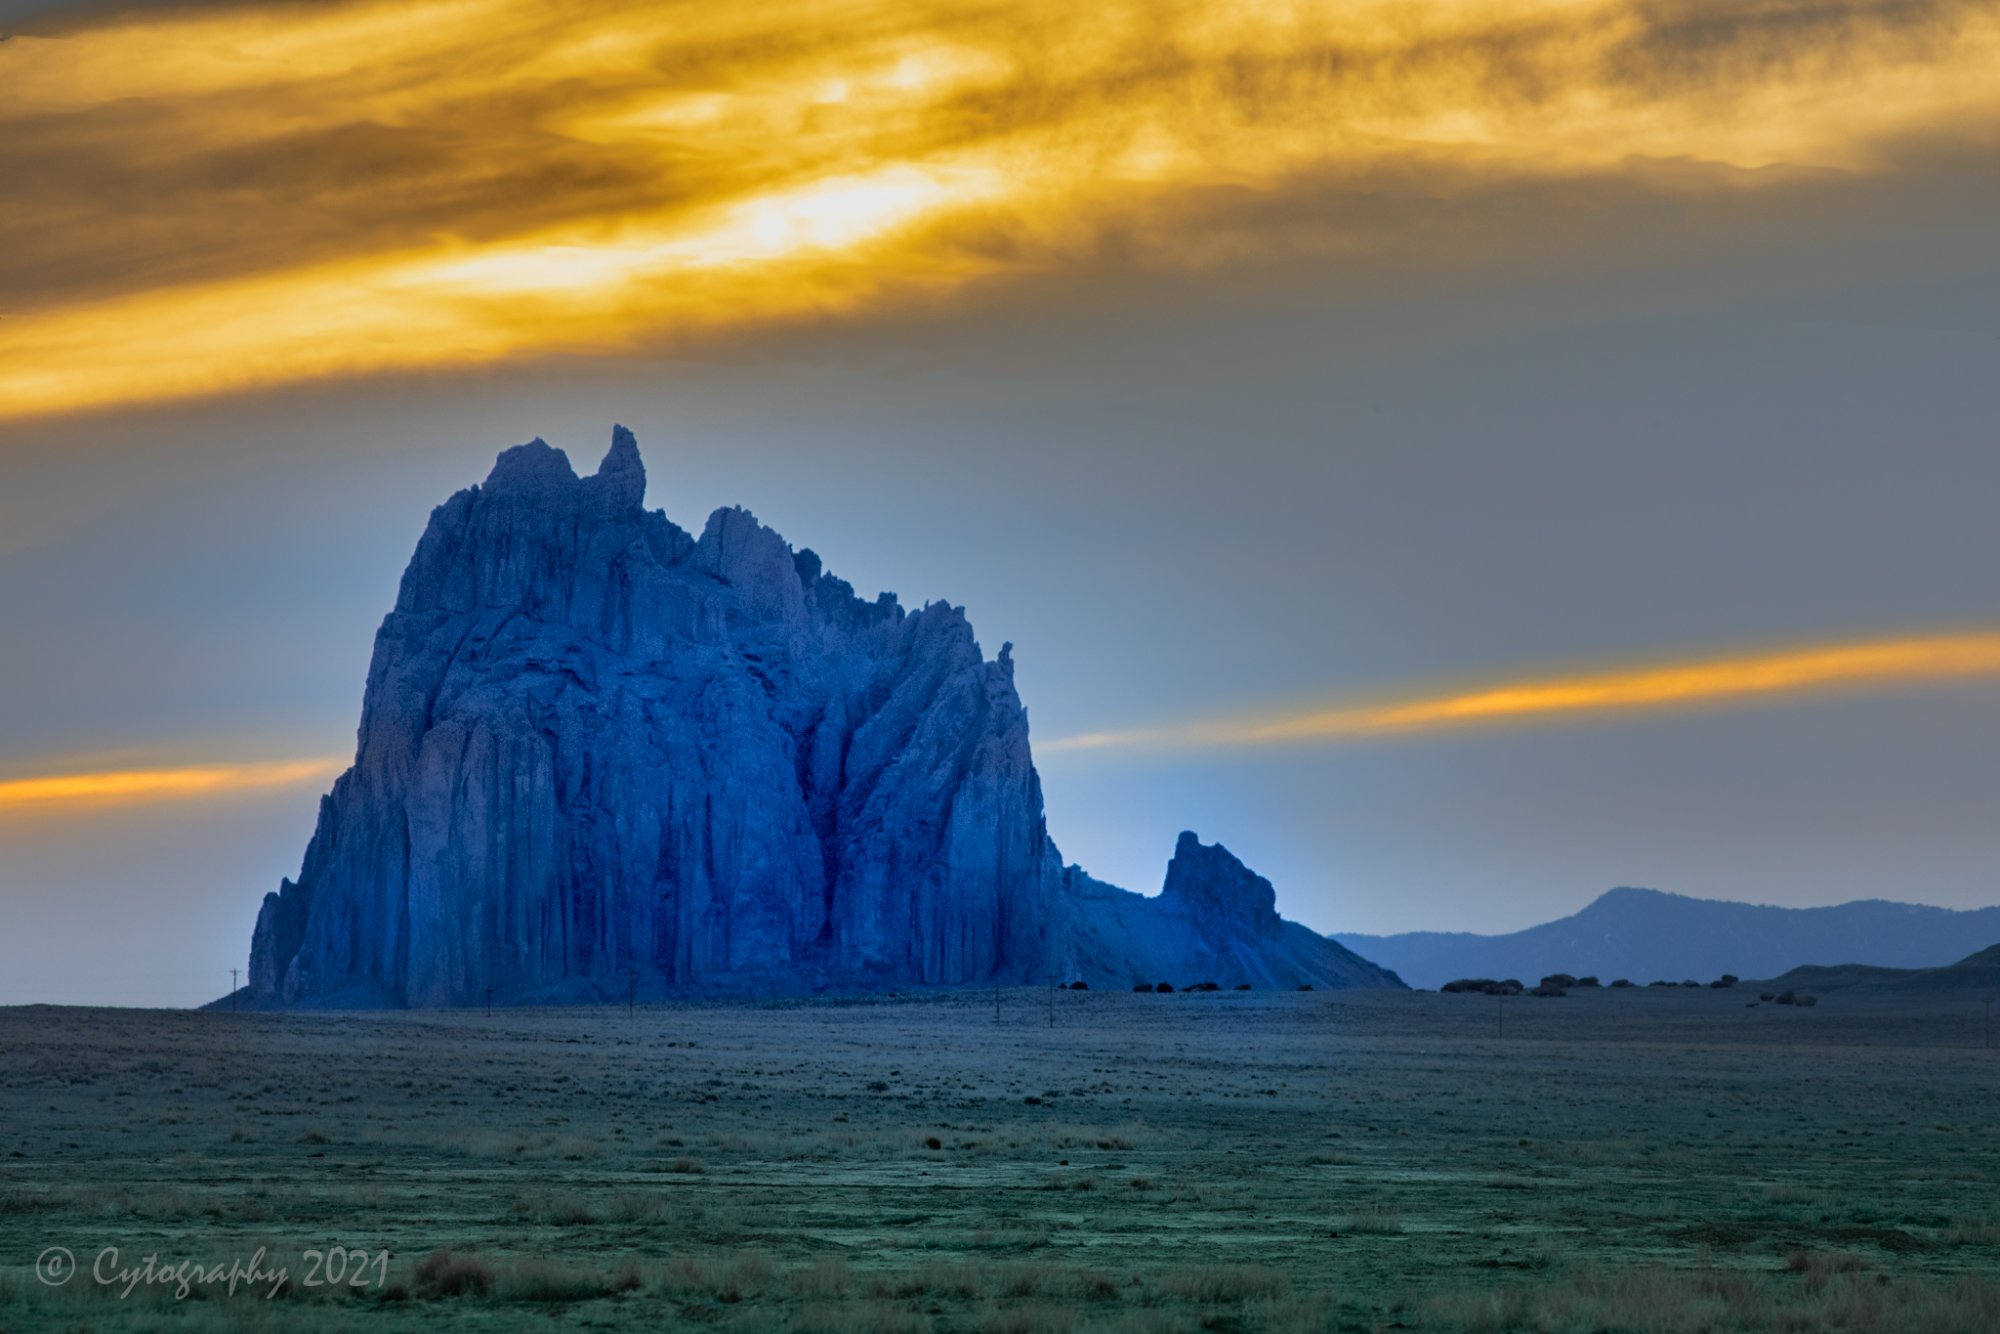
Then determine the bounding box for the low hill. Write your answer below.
[1755,943,2000,994]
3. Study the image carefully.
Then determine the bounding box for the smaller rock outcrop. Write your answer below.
[1052,832,1401,990]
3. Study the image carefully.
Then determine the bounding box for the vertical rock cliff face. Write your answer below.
[249,429,1057,1006]
[244,429,1401,1006]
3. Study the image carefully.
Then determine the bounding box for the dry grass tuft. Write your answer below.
[788,1257,850,1298]
[1164,1263,1288,1303]
[499,1256,618,1303]
[413,1250,496,1299]
[1342,1206,1405,1235]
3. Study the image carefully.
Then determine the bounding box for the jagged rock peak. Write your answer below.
[590,423,646,510]
[695,504,806,622]
[484,436,579,496]
[1161,831,1281,932]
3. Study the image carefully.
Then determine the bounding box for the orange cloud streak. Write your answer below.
[0,756,346,813]
[1,0,1997,418]
[1046,630,2000,753]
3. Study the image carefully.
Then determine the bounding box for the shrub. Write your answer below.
[1297,983,1314,991]
[1540,973,1577,989]
[1711,975,1738,988]
[1575,976,1600,987]
[1796,994,1818,1007]
[1445,978,1521,995]
[1610,979,1633,988]
[1132,982,1152,992]
[1068,981,1088,990]
[1155,982,1174,993]
[414,1251,495,1299]
[1760,992,1777,1001]
[1777,990,1797,1005]
[1531,985,1567,998]
[1234,983,1252,990]
[548,1195,595,1226]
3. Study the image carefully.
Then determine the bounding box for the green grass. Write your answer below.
[1,987,1997,1331]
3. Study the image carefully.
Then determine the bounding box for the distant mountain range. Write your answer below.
[1757,943,2000,995]
[1331,888,2000,991]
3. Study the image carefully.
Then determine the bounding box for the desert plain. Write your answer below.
[2,986,1997,1332]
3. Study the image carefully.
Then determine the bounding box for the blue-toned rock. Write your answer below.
[242,429,1399,1005]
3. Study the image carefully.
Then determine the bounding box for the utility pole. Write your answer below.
[485,987,493,1016]
[627,972,637,1019]
[230,969,238,1013]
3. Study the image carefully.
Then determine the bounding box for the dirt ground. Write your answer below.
[2,986,1997,1331]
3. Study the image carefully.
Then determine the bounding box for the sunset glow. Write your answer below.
[1047,631,2000,752]
[3,0,1998,418]
[0,756,346,814]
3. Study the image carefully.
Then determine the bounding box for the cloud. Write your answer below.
[1045,630,2000,752]
[0,0,1996,417]
[0,754,344,814]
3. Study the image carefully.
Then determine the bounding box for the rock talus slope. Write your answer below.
[244,429,1397,1005]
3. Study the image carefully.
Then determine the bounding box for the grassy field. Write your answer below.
[2,986,1998,1332]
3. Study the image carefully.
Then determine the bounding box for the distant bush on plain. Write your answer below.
[1442,978,1523,995]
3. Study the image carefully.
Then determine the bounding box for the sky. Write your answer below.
[2,0,1998,1005]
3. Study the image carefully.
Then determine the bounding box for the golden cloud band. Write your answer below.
[1046,630,2000,751]
[2,0,1998,418]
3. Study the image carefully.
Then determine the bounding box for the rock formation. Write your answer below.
[1052,833,1400,990]
[241,428,1399,1006]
